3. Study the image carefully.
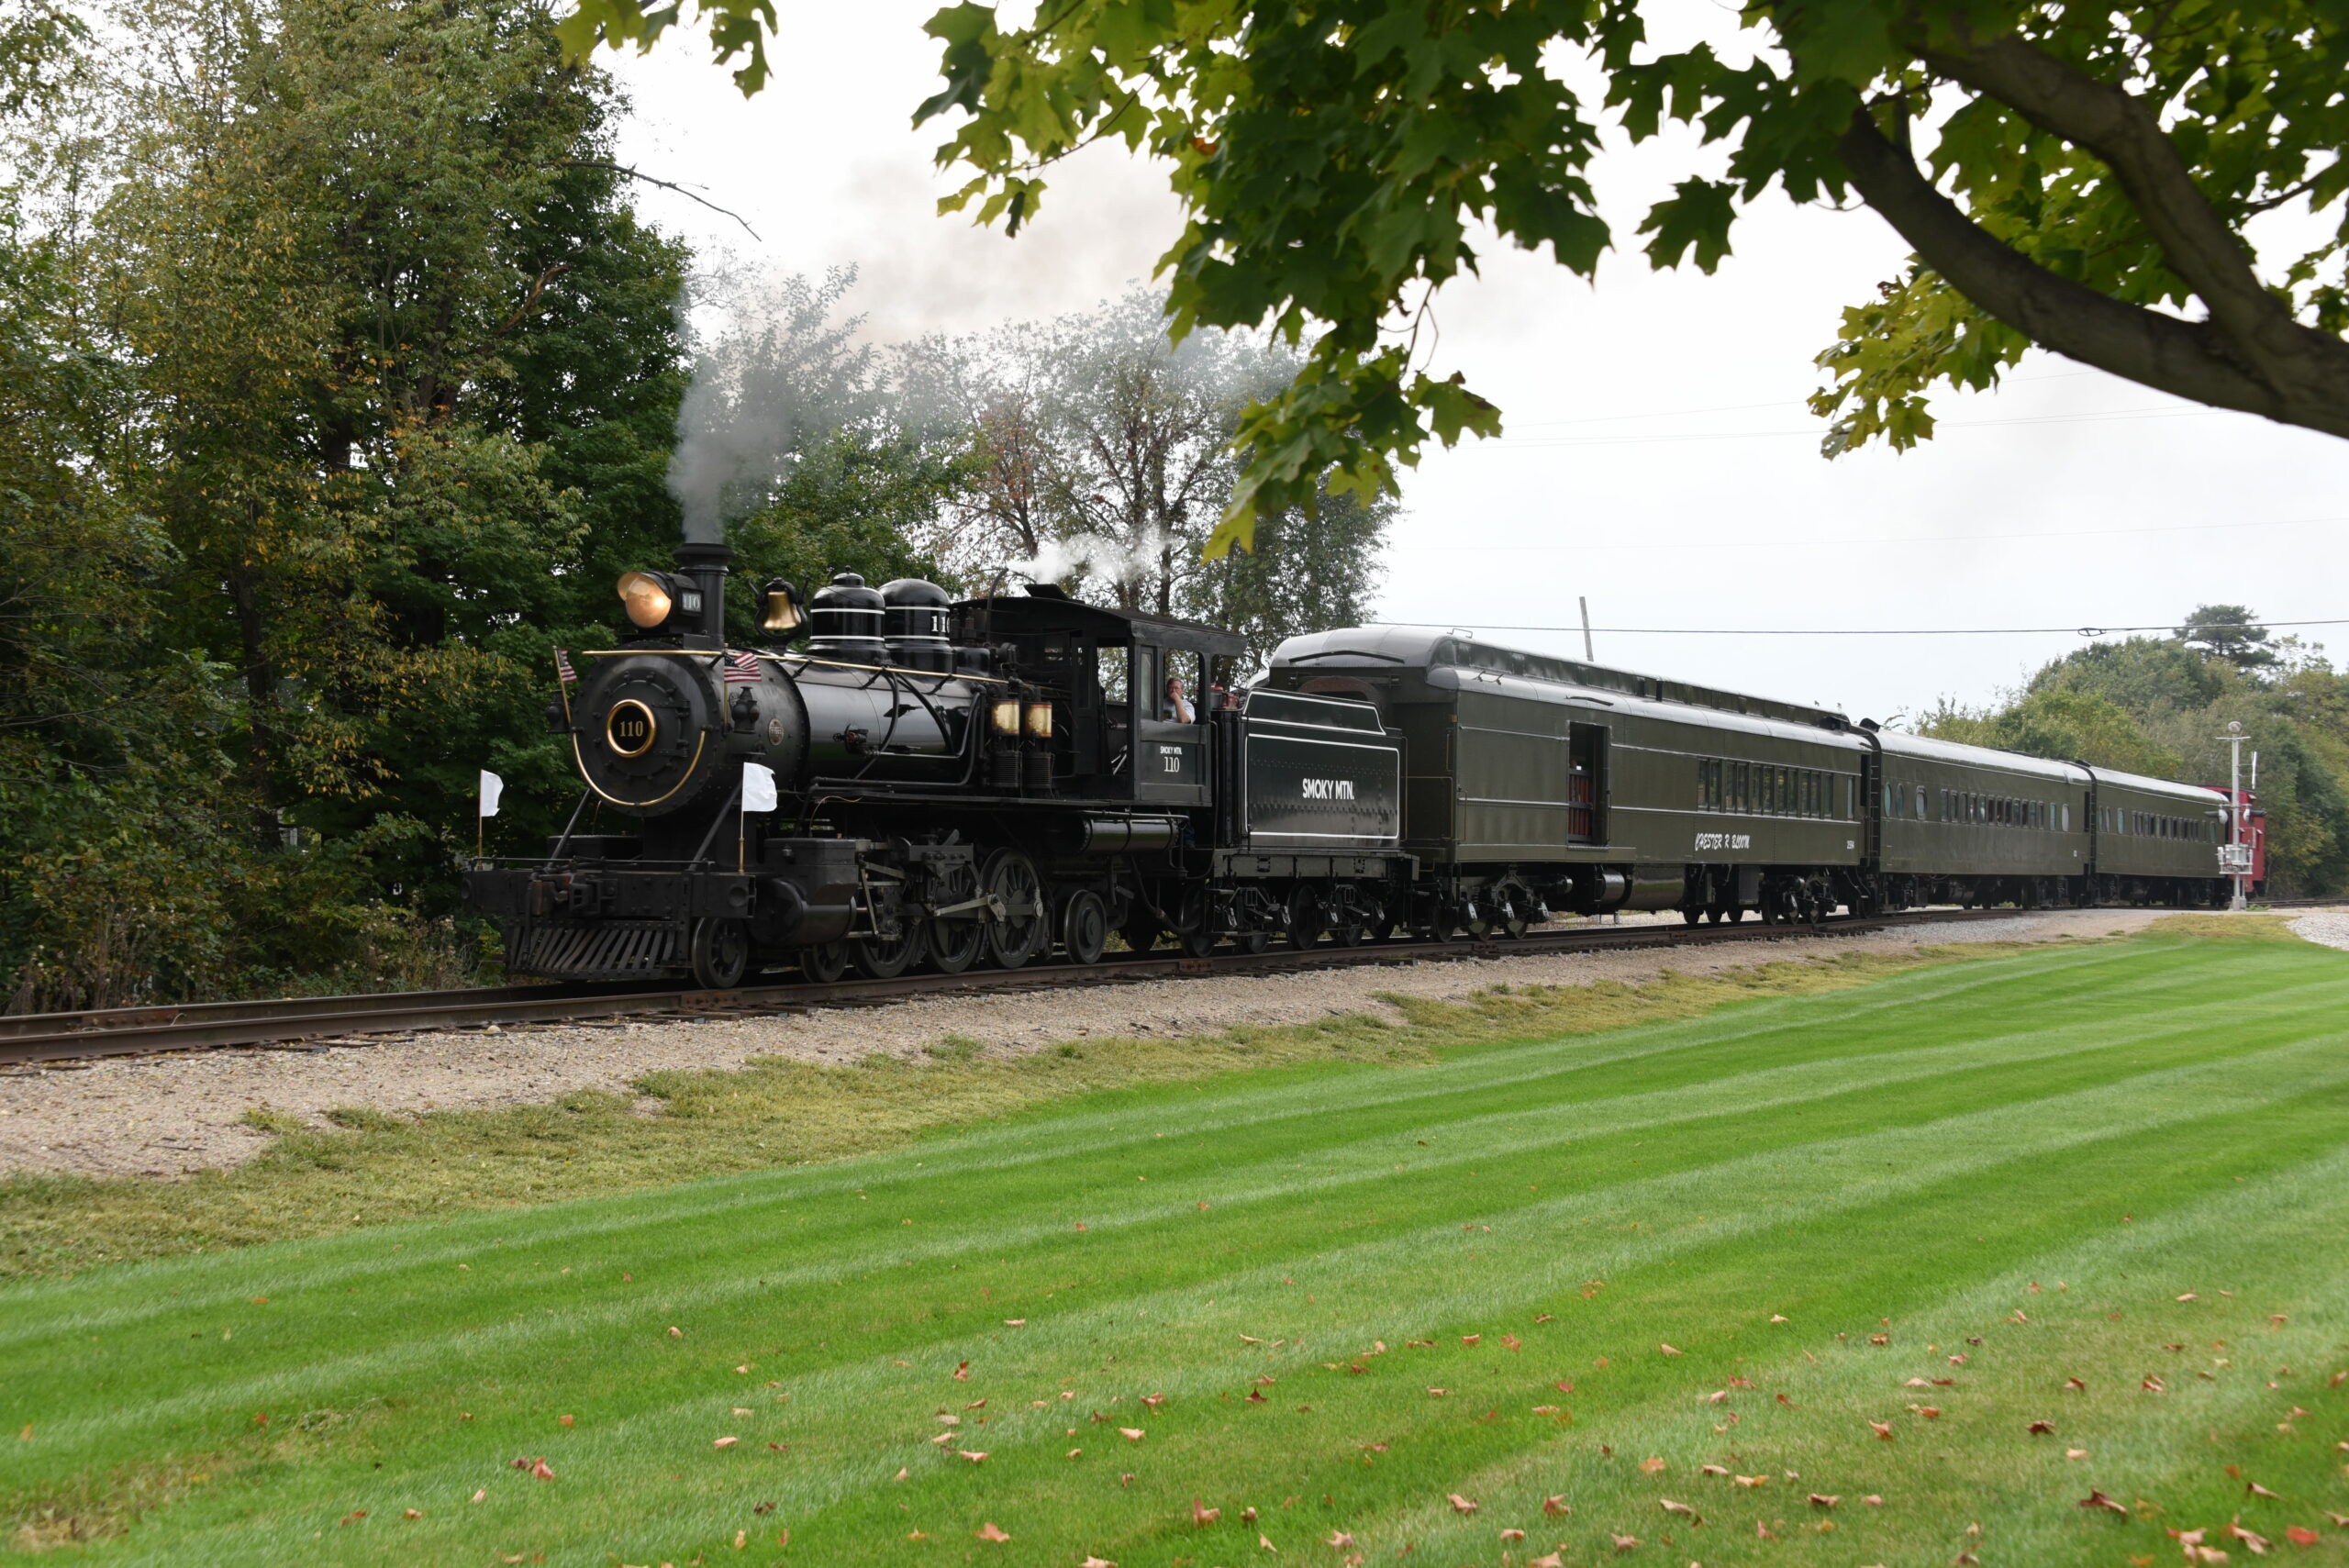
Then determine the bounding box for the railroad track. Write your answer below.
[0,906,2108,1069]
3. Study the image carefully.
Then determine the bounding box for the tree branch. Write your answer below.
[1916,32,2349,417]
[1834,107,2349,439]
[555,159,762,239]
[494,261,573,339]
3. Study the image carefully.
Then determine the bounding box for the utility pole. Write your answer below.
[2221,720,2248,911]
[1578,596,1594,662]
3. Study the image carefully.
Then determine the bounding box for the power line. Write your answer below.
[1403,617,2349,639]
[1492,404,2224,450]
[1433,511,2349,554]
[1501,368,2105,430]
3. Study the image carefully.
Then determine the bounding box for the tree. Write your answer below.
[2176,605,2279,673]
[101,0,698,908]
[559,0,2349,550]
[901,287,1388,656]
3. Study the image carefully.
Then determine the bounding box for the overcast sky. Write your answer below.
[605,4,2349,724]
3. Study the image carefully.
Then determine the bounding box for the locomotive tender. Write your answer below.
[462,548,2246,989]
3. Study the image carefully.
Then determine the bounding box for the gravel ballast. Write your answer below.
[2288,908,2349,952]
[0,907,2189,1181]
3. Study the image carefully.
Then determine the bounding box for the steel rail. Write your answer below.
[0,908,2051,1070]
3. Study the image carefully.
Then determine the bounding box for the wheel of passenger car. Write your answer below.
[1063,888,1109,964]
[687,916,750,990]
[982,849,1047,969]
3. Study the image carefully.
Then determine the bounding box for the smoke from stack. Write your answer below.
[667,264,878,544]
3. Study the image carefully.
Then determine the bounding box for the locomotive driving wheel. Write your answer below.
[982,849,1047,969]
[851,921,927,980]
[925,862,985,975]
[688,917,751,990]
[796,940,849,983]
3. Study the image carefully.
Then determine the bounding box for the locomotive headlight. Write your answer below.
[989,700,1021,736]
[617,571,674,628]
[1024,702,1054,739]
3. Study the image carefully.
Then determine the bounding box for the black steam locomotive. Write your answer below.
[462,547,2242,989]
[465,544,1409,988]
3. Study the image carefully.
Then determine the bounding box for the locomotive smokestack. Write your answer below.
[673,539,732,649]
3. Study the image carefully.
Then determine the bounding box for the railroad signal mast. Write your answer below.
[2220,721,2252,911]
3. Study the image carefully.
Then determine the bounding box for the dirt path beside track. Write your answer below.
[0,907,2185,1181]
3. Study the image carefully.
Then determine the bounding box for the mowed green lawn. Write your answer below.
[6,924,2349,1566]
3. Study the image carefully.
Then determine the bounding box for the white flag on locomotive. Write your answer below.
[477,770,504,818]
[741,762,778,814]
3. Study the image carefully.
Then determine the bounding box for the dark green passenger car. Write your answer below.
[1268,627,2229,925]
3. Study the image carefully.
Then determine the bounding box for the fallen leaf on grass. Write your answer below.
[2079,1490,2131,1516]
[1610,1533,1639,1551]
[1809,1494,1839,1508]
[1660,1499,1700,1521]
[1066,1449,1082,1459]
[1142,1395,1167,1408]
[953,1362,970,1381]
[1004,1318,1025,1327]
[1325,1530,1355,1547]
[2143,1376,2167,1393]
[956,1451,988,1463]
[975,1521,1009,1542]
[714,1437,739,1449]
[1531,1554,1563,1568]
[1258,1533,1276,1552]
[1734,1475,1765,1488]
[1498,1529,1524,1542]
[470,1490,485,1503]
[1659,1343,1682,1356]
[1119,1429,1144,1441]
[2029,1420,2056,1434]
[2065,1377,2087,1391]
[1909,1406,1942,1419]
[1869,1421,1894,1440]
[1448,1494,1478,1514]
[339,1510,365,1526]
[1462,1334,1480,1345]
[2066,1449,2089,1461]
[529,1458,555,1481]
[2225,1519,2272,1554]
[1192,1499,1220,1526]
[1080,1557,1118,1567]
[1544,1496,1571,1516]
[1426,1388,1449,1397]
[2287,1527,2320,1547]
[666,1326,682,1339]
[1700,1464,1729,1477]
[1640,1457,1666,1474]
[2247,1483,2281,1500]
